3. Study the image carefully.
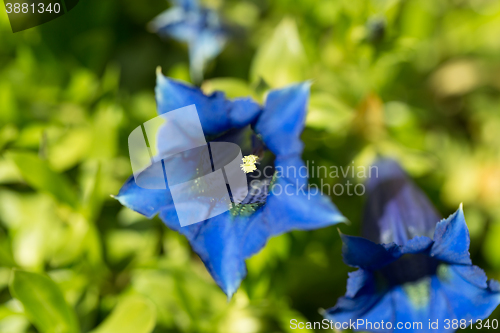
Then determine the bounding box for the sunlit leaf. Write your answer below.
[90,296,155,333]
[48,127,91,172]
[7,151,79,208]
[306,93,354,133]
[64,69,99,104]
[250,18,307,87]
[9,270,79,333]
[105,230,158,265]
[0,81,18,123]
[89,104,123,159]
[50,214,89,267]
[0,156,23,184]
[400,0,436,39]
[0,229,15,267]
[0,124,18,151]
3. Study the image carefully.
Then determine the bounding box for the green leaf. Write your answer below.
[90,296,156,333]
[250,18,308,87]
[89,103,123,159]
[201,78,254,99]
[7,151,78,208]
[306,92,354,133]
[0,228,15,267]
[48,128,91,172]
[9,270,79,333]
[400,0,436,39]
[64,68,98,104]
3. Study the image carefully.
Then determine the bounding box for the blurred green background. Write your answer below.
[2,0,500,332]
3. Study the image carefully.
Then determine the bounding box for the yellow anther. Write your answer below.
[242,155,258,164]
[241,154,259,173]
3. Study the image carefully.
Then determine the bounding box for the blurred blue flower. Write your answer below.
[149,0,228,82]
[116,73,345,298]
[324,159,500,332]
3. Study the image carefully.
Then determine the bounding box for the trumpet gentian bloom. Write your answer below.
[324,159,500,332]
[116,73,345,298]
[149,0,227,81]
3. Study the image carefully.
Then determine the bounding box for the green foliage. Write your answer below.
[10,270,79,333]
[251,18,308,88]
[89,296,155,333]
[1,0,500,332]
[7,152,79,209]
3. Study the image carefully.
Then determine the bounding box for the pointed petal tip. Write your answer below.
[338,230,353,243]
[430,204,471,265]
[156,66,163,76]
[299,80,313,90]
[268,81,312,97]
[335,217,352,234]
[488,279,500,293]
[340,215,351,225]
[224,284,238,301]
[337,228,350,243]
[445,204,466,224]
[291,81,312,94]
[329,211,349,226]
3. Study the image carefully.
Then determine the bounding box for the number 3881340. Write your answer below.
[5,3,61,14]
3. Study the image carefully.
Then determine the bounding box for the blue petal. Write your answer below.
[324,289,394,333]
[427,276,457,332]
[165,212,247,297]
[228,98,262,129]
[159,204,206,242]
[363,158,441,245]
[340,234,400,270]
[453,264,488,289]
[155,74,260,136]
[149,1,228,81]
[172,0,199,11]
[328,208,499,331]
[436,264,500,323]
[240,163,346,256]
[155,74,230,135]
[255,82,311,157]
[239,209,271,259]
[240,160,346,256]
[401,236,434,255]
[114,175,174,218]
[346,270,373,298]
[162,203,290,297]
[185,214,247,298]
[274,155,308,188]
[156,162,345,297]
[355,293,395,333]
[325,276,446,332]
[390,281,438,332]
[263,175,346,235]
[489,280,500,292]
[149,8,198,42]
[159,209,266,298]
[430,206,471,265]
[188,17,227,81]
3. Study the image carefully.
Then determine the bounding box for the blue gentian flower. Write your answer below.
[149,0,227,82]
[115,72,346,298]
[324,159,500,332]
